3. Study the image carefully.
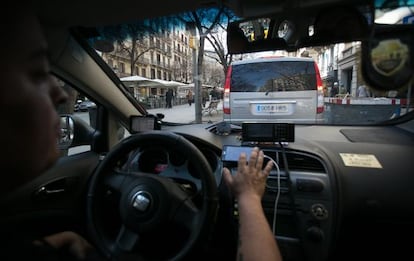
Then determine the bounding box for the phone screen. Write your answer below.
[222,146,254,162]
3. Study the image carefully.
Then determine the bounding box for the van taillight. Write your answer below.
[314,62,324,114]
[223,65,232,114]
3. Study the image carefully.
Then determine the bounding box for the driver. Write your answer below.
[0,5,94,261]
[0,4,281,261]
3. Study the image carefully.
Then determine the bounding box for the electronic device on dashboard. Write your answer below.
[242,123,295,142]
[130,115,156,133]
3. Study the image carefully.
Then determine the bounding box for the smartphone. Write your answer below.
[222,145,254,162]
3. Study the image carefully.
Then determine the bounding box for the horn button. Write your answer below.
[120,177,170,233]
[132,191,152,212]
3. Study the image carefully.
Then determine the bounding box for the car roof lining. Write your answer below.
[33,0,363,27]
[44,24,139,120]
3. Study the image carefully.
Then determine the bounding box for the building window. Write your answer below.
[108,59,113,67]
[163,72,167,80]
[157,70,161,79]
[151,88,157,95]
[135,66,139,75]
[151,68,156,79]
[119,62,125,73]
[141,68,146,77]
[157,54,161,65]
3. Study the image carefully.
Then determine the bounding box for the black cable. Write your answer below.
[279,141,295,211]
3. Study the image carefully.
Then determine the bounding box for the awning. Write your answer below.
[121,76,185,88]
[151,79,186,87]
[120,75,160,87]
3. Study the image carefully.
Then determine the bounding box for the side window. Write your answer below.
[56,76,129,157]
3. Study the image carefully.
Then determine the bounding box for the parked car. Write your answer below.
[73,99,83,112]
[78,100,96,112]
[223,57,325,124]
[1,1,414,261]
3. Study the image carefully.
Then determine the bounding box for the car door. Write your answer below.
[0,77,126,235]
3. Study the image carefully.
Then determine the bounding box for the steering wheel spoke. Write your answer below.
[159,166,202,192]
[112,225,140,255]
[103,169,134,192]
[174,199,200,232]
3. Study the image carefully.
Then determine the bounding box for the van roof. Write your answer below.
[231,56,315,65]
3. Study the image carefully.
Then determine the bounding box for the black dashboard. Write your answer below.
[161,121,414,261]
[1,120,413,261]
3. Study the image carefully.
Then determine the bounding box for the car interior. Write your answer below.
[1,0,413,260]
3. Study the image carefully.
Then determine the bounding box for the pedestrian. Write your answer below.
[187,89,193,106]
[210,86,218,101]
[330,82,339,97]
[166,88,173,108]
[357,85,369,97]
[202,88,209,108]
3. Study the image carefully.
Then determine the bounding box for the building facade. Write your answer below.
[100,25,193,106]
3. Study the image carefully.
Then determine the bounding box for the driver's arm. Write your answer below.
[223,147,282,261]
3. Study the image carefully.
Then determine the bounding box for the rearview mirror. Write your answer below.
[227,3,373,53]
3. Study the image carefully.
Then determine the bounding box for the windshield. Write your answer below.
[82,4,413,127]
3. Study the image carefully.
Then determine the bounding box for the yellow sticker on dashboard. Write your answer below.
[339,153,383,169]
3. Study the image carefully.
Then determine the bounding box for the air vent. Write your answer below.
[278,152,325,172]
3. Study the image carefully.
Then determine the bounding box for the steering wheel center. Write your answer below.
[131,191,152,212]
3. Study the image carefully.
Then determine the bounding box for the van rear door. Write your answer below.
[224,58,324,124]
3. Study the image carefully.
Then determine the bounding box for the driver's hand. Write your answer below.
[223,147,273,201]
[34,231,94,260]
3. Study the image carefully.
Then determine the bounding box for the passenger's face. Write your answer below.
[0,13,67,195]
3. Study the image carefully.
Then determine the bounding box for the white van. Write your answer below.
[223,56,325,124]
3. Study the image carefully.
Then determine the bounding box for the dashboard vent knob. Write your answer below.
[310,203,328,220]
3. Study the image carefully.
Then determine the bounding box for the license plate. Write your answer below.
[255,104,288,113]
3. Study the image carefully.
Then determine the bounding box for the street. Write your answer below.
[74,97,408,126]
[147,100,224,124]
[74,100,223,125]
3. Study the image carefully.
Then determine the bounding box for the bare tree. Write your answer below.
[203,59,224,87]
[204,10,236,77]
[178,7,233,122]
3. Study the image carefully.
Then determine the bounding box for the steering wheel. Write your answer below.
[87,131,219,260]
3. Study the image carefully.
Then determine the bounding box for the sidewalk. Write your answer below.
[147,100,223,124]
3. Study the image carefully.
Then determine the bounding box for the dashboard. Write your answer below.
[223,145,335,261]
[2,119,413,261]
[122,123,338,260]
[160,121,414,261]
